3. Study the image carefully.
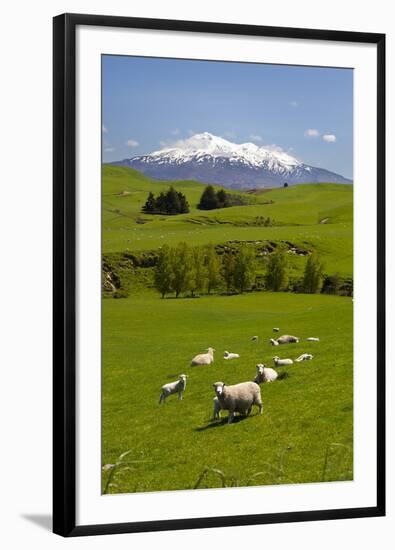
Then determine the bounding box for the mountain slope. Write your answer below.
[112,132,352,189]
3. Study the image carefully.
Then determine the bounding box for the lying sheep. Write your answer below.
[270,334,299,346]
[255,363,278,383]
[224,351,240,360]
[251,335,259,341]
[273,356,293,366]
[273,327,280,332]
[191,347,215,366]
[295,353,313,362]
[306,337,320,342]
[159,374,188,404]
[212,381,263,424]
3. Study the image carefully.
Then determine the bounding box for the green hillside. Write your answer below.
[102,165,353,277]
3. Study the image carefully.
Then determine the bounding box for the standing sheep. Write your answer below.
[270,334,299,346]
[191,347,215,366]
[159,374,188,404]
[212,381,263,424]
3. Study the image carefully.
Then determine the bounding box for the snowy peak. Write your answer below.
[147,132,301,171]
[112,132,352,188]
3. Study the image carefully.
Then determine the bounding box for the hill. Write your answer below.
[102,165,353,278]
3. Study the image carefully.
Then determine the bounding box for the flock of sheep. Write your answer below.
[159,330,320,424]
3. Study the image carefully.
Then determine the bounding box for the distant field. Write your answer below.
[102,291,353,493]
[102,165,353,277]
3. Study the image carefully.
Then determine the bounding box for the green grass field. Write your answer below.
[102,165,353,277]
[102,292,353,493]
[101,165,353,494]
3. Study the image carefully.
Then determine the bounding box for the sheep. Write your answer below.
[273,327,280,332]
[212,381,263,424]
[270,334,299,346]
[254,363,278,383]
[295,353,313,362]
[191,347,215,366]
[159,374,188,404]
[273,356,293,366]
[251,335,259,341]
[306,337,320,342]
[224,351,240,360]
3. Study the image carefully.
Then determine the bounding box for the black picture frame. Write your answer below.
[53,13,386,537]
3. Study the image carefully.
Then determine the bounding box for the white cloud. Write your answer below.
[126,139,139,147]
[322,134,337,143]
[249,134,263,142]
[304,129,320,138]
[102,125,108,133]
[104,147,115,153]
[289,100,298,107]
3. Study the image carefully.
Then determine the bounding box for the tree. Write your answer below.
[198,185,219,210]
[165,186,182,215]
[205,245,221,294]
[177,191,190,214]
[266,249,288,291]
[222,251,236,294]
[142,191,157,214]
[189,247,207,296]
[302,252,324,293]
[216,189,229,208]
[233,245,256,293]
[154,245,173,298]
[171,242,193,298]
[284,182,289,188]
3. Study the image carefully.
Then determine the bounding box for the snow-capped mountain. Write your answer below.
[112,132,352,188]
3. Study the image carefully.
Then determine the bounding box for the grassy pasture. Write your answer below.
[102,291,353,493]
[102,165,353,277]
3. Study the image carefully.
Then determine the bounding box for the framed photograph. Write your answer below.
[53,13,385,537]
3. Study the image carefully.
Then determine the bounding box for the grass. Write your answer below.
[102,166,353,277]
[102,291,353,494]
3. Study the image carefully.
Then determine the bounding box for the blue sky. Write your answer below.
[102,55,353,178]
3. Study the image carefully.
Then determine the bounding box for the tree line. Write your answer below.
[142,187,189,215]
[142,184,250,216]
[154,243,326,298]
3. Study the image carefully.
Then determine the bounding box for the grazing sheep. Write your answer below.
[224,351,240,360]
[212,381,263,424]
[273,327,280,332]
[273,356,294,366]
[306,337,320,342]
[295,353,313,362]
[270,334,299,346]
[191,347,215,366]
[159,374,188,404]
[251,335,259,341]
[254,363,278,383]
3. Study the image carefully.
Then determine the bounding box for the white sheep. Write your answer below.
[273,327,280,332]
[306,337,320,342]
[191,347,215,366]
[270,334,299,346]
[212,381,263,424]
[251,335,259,341]
[295,353,313,362]
[224,351,240,360]
[254,363,278,383]
[273,356,293,366]
[159,374,188,404]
